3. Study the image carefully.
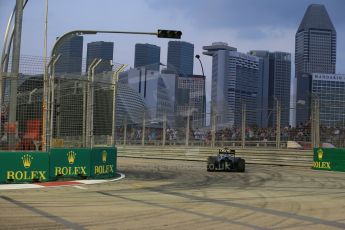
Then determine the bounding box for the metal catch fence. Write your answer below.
[1,55,345,151]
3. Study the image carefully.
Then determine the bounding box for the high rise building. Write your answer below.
[269,52,291,128]
[120,67,174,120]
[248,51,270,128]
[86,41,114,73]
[249,51,291,128]
[55,36,83,74]
[175,75,206,128]
[120,68,206,128]
[295,4,336,125]
[167,41,194,75]
[311,73,345,127]
[134,43,160,71]
[204,43,259,128]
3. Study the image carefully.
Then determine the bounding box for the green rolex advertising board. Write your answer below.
[90,147,117,179]
[0,152,49,183]
[50,148,92,179]
[0,147,118,184]
[313,148,345,172]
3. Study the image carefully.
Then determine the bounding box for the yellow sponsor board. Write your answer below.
[6,154,48,181]
[94,165,114,175]
[7,170,47,180]
[313,148,332,170]
[55,166,87,176]
[54,151,87,176]
[313,161,331,169]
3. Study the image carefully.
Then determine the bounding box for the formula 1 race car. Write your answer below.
[207,148,245,172]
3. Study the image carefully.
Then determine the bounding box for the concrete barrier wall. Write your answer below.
[117,146,313,167]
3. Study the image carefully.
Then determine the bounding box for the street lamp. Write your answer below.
[195,54,207,140]
[195,54,205,76]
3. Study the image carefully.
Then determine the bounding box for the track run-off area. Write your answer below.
[1,157,345,229]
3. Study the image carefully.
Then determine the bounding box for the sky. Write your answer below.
[1,0,345,109]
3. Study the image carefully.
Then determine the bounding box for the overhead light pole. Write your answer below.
[195,54,207,128]
[8,0,24,149]
[195,54,205,77]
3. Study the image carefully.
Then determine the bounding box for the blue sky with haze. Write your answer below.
[1,0,345,103]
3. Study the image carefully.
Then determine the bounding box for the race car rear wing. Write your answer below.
[218,148,236,155]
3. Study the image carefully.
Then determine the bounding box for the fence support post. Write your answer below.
[186,109,190,147]
[162,112,166,146]
[111,64,126,147]
[48,54,60,149]
[315,99,320,147]
[42,57,55,151]
[90,59,102,148]
[211,113,216,148]
[56,78,61,138]
[142,111,146,146]
[241,103,246,148]
[84,59,97,147]
[276,99,281,149]
[86,58,101,148]
[312,97,320,148]
[123,117,127,146]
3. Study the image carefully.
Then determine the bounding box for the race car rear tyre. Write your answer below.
[207,156,217,172]
[207,163,215,172]
[237,159,245,172]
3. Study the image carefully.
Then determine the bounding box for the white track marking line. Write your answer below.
[109,173,126,181]
[73,185,87,190]
[0,184,43,190]
[75,179,106,184]
[0,172,126,190]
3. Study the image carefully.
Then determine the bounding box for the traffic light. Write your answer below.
[157,29,182,39]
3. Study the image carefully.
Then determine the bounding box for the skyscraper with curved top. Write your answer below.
[295,4,336,125]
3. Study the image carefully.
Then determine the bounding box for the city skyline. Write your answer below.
[1,0,345,112]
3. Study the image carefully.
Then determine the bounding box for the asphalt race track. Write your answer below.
[1,157,345,229]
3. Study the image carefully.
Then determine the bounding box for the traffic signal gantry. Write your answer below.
[157,29,182,39]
